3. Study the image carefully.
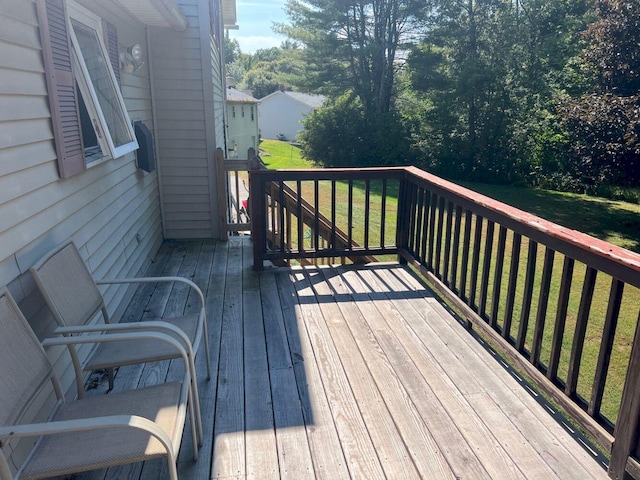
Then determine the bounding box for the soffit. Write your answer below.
[115,0,188,30]
[222,0,238,30]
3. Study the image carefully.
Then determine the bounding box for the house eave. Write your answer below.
[115,0,188,31]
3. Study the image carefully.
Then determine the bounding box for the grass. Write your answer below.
[259,139,640,424]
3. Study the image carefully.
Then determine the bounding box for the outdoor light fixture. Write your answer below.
[120,43,144,73]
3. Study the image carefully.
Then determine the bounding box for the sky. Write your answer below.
[229,0,289,54]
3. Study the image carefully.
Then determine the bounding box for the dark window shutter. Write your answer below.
[36,0,85,179]
[103,21,120,85]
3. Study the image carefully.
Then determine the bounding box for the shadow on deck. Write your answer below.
[76,237,608,479]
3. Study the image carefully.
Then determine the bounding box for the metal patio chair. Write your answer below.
[30,241,209,445]
[0,288,197,480]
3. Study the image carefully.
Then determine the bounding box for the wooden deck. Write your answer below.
[77,237,609,479]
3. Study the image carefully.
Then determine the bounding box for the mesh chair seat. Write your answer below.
[21,382,186,480]
[85,313,199,371]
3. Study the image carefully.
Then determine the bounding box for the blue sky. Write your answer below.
[229,0,288,54]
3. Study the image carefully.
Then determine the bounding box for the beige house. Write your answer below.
[225,87,260,158]
[0,0,234,467]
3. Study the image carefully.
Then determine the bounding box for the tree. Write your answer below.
[279,0,427,119]
[561,0,640,186]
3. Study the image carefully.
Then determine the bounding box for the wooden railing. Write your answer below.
[249,165,640,479]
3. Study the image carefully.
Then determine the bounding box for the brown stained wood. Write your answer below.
[292,268,382,479]
[420,188,431,264]
[503,232,522,341]
[459,209,473,302]
[412,186,424,258]
[314,180,320,251]
[516,240,538,353]
[548,256,575,382]
[364,179,371,249]
[490,226,508,329]
[434,196,446,277]
[589,279,625,418]
[479,220,495,319]
[451,204,463,291]
[348,180,354,249]
[331,180,337,248]
[566,267,598,398]
[297,180,304,253]
[380,179,388,247]
[427,192,438,269]
[442,201,454,287]
[469,215,484,310]
[531,247,555,368]
[610,310,640,479]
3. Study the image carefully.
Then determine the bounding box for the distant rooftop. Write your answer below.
[227,87,259,103]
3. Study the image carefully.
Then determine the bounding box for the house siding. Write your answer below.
[258,91,316,141]
[0,0,163,442]
[150,0,224,239]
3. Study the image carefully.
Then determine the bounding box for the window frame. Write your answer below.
[67,1,138,163]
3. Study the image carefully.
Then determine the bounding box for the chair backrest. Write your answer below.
[30,242,104,328]
[0,289,60,428]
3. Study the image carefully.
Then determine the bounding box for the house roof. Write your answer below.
[115,0,188,30]
[260,90,326,108]
[227,88,259,103]
[222,0,238,30]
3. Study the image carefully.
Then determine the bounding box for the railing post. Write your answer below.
[215,147,228,241]
[396,173,410,264]
[609,310,640,479]
[249,168,265,271]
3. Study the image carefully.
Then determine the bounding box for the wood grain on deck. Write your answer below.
[74,238,608,480]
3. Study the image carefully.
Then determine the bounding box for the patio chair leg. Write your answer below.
[187,353,204,446]
[107,367,115,392]
[188,386,199,461]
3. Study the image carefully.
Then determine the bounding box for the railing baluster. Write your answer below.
[469,215,484,310]
[364,179,370,250]
[348,180,353,250]
[442,201,454,287]
[451,205,463,292]
[589,279,625,417]
[516,240,538,353]
[435,196,445,278]
[380,179,387,247]
[503,232,522,342]
[331,180,337,249]
[566,266,598,398]
[314,180,320,253]
[479,220,495,320]
[414,187,425,260]
[427,193,438,270]
[279,181,285,254]
[297,180,303,253]
[459,210,473,302]
[420,190,431,265]
[490,226,508,329]
[548,256,575,382]
[531,247,555,367]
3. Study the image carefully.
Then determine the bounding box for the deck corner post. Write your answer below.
[249,169,265,271]
[609,310,640,479]
[215,147,229,241]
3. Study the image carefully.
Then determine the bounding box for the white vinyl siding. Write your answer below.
[0,0,163,436]
[150,0,224,239]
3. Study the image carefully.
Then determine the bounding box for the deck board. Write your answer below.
[71,238,609,479]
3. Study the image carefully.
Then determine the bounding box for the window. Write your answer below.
[232,106,236,118]
[241,106,245,118]
[67,1,137,163]
[250,106,254,121]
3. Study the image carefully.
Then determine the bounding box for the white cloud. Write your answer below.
[234,35,286,54]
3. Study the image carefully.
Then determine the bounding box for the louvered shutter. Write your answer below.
[37,0,86,179]
[103,20,120,86]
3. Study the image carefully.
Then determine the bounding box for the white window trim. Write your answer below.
[67,1,137,162]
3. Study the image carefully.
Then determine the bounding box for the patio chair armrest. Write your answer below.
[52,321,194,358]
[96,276,205,311]
[42,331,190,371]
[0,415,175,457]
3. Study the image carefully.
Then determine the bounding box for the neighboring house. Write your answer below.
[0,0,232,467]
[226,87,259,158]
[258,89,326,141]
